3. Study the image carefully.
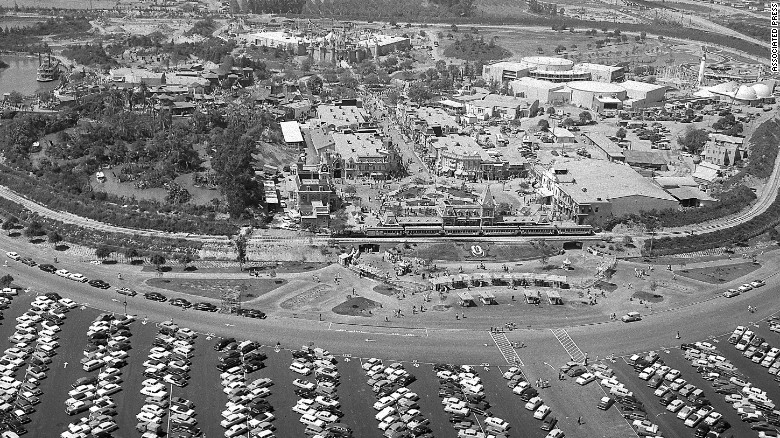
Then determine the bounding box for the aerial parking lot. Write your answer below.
[0,287,593,438]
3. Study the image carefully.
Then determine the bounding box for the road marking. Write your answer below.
[489,331,523,366]
[550,328,586,363]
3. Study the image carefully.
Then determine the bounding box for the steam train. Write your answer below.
[363,223,594,238]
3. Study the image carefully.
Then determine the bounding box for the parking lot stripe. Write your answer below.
[489,331,524,366]
[550,328,586,363]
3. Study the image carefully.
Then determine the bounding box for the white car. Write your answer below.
[666,399,685,412]
[534,405,551,420]
[97,383,121,397]
[576,373,596,385]
[525,397,543,411]
[5,252,20,261]
[68,273,88,283]
[677,405,694,420]
[484,416,510,431]
[59,298,79,309]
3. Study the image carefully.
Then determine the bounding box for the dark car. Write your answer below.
[541,416,558,431]
[88,279,111,289]
[193,302,217,312]
[243,360,264,373]
[214,338,236,351]
[144,292,167,302]
[39,264,56,273]
[217,359,241,371]
[20,257,36,267]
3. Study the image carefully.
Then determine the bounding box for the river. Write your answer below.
[0,54,59,97]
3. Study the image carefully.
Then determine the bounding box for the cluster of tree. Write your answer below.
[0,59,8,69]
[125,32,167,48]
[443,34,510,62]
[185,18,217,37]
[528,0,559,15]
[645,184,780,256]
[605,185,756,231]
[676,127,709,154]
[237,0,306,13]
[62,44,117,69]
[731,118,780,181]
[166,38,236,64]
[712,113,743,137]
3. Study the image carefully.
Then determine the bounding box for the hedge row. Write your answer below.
[0,196,203,257]
[0,164,237,236]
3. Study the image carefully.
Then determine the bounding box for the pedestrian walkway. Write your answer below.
[550,328,586,363]
[489,331,524,366]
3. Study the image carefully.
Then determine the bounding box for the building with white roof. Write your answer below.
[573,63,625,83]
[534,159,678,225]
[280,121,304,148]
[509,78,568,105]
[620,80,667,105]
[567,81,627,113]
[244,31,310,55]
[331,132,400,179]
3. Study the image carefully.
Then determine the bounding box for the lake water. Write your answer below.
[0,54,59,97]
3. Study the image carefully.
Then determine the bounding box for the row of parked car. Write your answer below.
[723,279,764,298]
[289,346,347,438]
[365,358,427,438]
[5,252,113,290]
[722,325,780,435]
[216,337,274,438]
[62,312,134,437]
[135,320,200,437]
[2,293,74,436]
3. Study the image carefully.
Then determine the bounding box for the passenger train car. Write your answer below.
[363,223,593,238]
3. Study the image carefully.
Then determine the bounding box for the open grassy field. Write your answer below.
[147,277,288,299]
[676,262,761,284]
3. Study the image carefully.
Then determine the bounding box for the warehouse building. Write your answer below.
[481,62,532,83]
[534,160,678,225]
[574,63,625,83]
[620,80,667,109]
[509,78,569,105]
[567,81,627,113]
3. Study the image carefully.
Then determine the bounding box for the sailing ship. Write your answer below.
[36,53,60,82]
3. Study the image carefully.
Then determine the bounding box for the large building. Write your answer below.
[331,132,400,180]
[312,104,370,132]
[535,160,678,225]
[431,135,526,180]
[482,58,625,84]
[245,31,309,55]
[509,78,568,105]
[620,80,667,109]
[567,81,627,113]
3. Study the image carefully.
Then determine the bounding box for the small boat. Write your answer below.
[36,53,60,82]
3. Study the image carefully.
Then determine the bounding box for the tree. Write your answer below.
[677,127,709,154]
[640,31,647,40]
[234,235,247,271]
[23,221,44,238]
[451,24,458,33]
[8,91,23,106]
[307,75,323,95]
[47,230,61,248]
[0,274,13,287]
[124,247,140,262]
[300,57,313,73]
[561,117,575,127]
[407,82,433,104]
[546,107,557,116]
[386,89,401,105]
[176,253,193,270]
[537,119,550,131]
[578,111,593,125]
[616,127,627,140]
[150,253,166,271]
[1,216,17,231]
[95,246,112,260]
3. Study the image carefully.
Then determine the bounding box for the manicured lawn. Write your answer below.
[146,278,287,299]
[676,262,761,284]
[407,242,552,262]
[332,296,379,317]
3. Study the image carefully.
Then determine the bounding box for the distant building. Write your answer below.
[464,94,534,121]
[331,132,400,180]
[567,81,627,113]
[244,31,309,55]
[624,150,668,171]
[280,121,305,149]
[430,135,525,180]
[620,80,667,110]
[535,159,678,225]
[573,63,625,83]
[481,61,532,83]
[312,104,370,132]
[287,161,336,228]
[702,133,746,166]
[654,176,717,208]
[581,132,625,162]
[509,78,568,105]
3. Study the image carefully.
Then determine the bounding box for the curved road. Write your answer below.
[2,232,779,368]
